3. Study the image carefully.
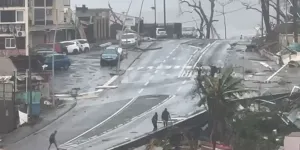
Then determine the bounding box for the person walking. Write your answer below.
[48,130,58,150]
[162,108,171,127]
[152,112,158,131]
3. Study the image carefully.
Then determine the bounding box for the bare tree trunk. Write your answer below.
[261,0,271,35]
[206,0,215,39]
[276,0,280,24]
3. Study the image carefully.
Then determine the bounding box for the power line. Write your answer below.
[180,3,259,24]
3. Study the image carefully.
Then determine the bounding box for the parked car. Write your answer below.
[156,28,168,38]
[43,54,71,70]
[35,48,58,57]
[72,39,90,52]
[34,43,63,54]
[120,33,140,48]
[60,41,81,54]
[100,46,123,66]
[182,27,197,38]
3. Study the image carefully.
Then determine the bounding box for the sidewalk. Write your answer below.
[1,100,76,146]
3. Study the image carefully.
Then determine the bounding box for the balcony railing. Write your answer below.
[0,0,25,7]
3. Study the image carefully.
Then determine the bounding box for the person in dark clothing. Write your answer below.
[210,65,217,77]
[162,108,171,127]
[48,130,58,150]
[152,112,158,131]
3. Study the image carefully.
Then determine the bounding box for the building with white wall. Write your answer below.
[0,0,29,56]
[29,0,75,47]
[0,0,76,57]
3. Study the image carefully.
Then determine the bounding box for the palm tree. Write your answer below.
[193,67,251,150]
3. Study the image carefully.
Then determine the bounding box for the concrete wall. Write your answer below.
[52,0,65,24]
[279,34,300,48]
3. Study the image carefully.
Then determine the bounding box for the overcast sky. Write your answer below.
[71,0,279,38]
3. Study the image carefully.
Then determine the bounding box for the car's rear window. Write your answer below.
[78,40,88,44]
[61,42,74,46]
[122,34,135,39]
[103,48,117,54]
[158,29,166,32]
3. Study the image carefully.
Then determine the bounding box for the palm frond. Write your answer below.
[221,67,234,87]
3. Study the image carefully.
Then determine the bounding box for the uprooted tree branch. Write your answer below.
[179,0,216,39]
[241,2,285,23]
[108,2,123,25]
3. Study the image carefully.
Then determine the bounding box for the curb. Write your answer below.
[3,101,77,146]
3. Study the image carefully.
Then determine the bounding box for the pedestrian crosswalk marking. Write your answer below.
[165,66,172,69]
[174,66,181,69]
[137,67,144,70]
[126,65,195,71]
[147,66,154,70]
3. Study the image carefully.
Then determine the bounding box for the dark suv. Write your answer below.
[100,46,122,66]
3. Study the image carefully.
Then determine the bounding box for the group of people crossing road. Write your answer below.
[151,108,171,131]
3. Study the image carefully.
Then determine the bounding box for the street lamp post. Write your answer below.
[136,0,145,47]
[52,9,58,106]
[117,0,133,75]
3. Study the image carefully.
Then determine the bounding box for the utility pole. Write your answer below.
[118,0,133,75]
[28,46,32,119]
[292,0,298,43]
[137,0,145,47]
[163,0,166,28]
[154,0,157,27]
[221,5,227,39]
[52,9,58,106]
[216,1,232,39]
[261,12,264,37]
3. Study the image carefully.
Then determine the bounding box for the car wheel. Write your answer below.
[73,49,79,54]
[63,50,68,55]
[84,47,89,53]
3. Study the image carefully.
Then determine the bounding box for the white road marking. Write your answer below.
[177,87,182,92]
[166,55,170,59]
[169,51,174,55]
[147,66,154,70]
[127,67,134,71]
[73,95,176,149]
[155,70,158,73]
[193,41,217,69]
[138,88,144,94]
[62,96,138,145]
[149,75,154,80]
[163,60,166,63]
[165,66,172,69]
[77,75,118,96]
[193,49,198,54]
[178,55,193,78]
[182,80,187,84]
[185,66,192,69]
[172,57,176,60]
[137,67,144,70]
[174,66,181,69]
[144,81,149,86]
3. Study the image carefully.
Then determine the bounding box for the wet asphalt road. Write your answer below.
[6,39,217,150]
[53,50,112,94]
[62,39,223,150]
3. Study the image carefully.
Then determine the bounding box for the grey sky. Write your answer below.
[71,0,279,38]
